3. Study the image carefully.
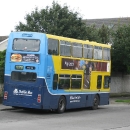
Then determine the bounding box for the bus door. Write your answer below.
[96,74,110,105]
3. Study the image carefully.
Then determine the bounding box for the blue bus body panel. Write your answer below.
[3,75,109,110]
[5,32,47,77]
[3,76,44,109]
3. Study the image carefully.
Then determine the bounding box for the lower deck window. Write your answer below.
[71,75,82,89]
[11,71,37,82]
[58,75,70,89]
[104,76,110,88]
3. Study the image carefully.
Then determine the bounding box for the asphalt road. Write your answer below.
[0,103,130,130]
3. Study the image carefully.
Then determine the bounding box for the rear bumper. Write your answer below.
[3,101,43,109]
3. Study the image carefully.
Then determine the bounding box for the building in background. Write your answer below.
[0,36,8,51]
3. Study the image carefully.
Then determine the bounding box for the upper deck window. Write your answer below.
[48,38,59,55]
[83,44,93,59]
[13,39,40,52]
[94,46,102,60]
[72,43,82,58]
[60,41,71,56]
[103,48,111,61]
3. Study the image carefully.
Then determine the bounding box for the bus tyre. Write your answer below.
[57,96,66,114]
[91,95,99,110]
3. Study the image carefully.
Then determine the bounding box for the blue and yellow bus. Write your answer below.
[3,32,111,113]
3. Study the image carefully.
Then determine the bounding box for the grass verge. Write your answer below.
[115,99,130,103]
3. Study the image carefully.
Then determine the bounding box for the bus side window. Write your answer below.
[71,75,82,89]
[58,75,70,89]
[94,46,102,60]
[97,75,102,89]
[53,74,58,90]
[104,76,110,88]
[103,48,111,61]
[60,41,71,57]
[72,43,82,58]
[48,38,59,55]
[83,44,93,59]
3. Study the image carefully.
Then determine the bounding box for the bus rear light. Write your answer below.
[37,94,41,103]
[4,91,8,100]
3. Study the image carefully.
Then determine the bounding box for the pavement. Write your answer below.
[0,104,13,111]
[0,97,130,111]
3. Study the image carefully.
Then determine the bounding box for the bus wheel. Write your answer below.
[91,95,99,110]
[57,96,66,113]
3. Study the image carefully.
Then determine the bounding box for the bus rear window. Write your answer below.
[11,71,37,82]
[13,39,40,52]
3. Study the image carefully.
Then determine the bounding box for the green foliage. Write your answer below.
[0,50,6,83]
[115,99,130,103]
[86,24,101,43]
[98,24,111,44]
[0,86,3,97]
[0,50,6,68]
[15,1,112,43]
[112,24,130,74]
[15,1,88,40]
[0,68,4,84]
[85,24,112,44]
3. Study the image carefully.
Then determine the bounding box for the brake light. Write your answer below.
[4,91,8,100]
[37,94,41,103]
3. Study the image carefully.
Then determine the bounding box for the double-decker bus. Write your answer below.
[3,32,111,113]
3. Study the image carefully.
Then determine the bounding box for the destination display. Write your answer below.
[11,53,39,63]
[25,66,35,70]
[15,65,24,70]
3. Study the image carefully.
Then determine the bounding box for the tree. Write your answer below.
[0,50,6,83]
[85,24,112,44]
[98,24,111,44]
[86,24,101,43]
[15,1,88,40]
[112,24,130,74]
[0,50,6,68]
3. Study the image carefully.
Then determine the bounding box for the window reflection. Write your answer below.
[11,71,37,82]
[72,43,82,58]
[48,39,59,55]
[60,41,71,56]
[94,46,102,60]
[83,44,93,59]
[103,48,110,61]
[13,39,40,52]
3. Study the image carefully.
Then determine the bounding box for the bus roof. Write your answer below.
[46,34,111,48]
[9,32,111,48]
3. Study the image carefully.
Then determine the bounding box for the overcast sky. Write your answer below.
[0,0,130,36]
